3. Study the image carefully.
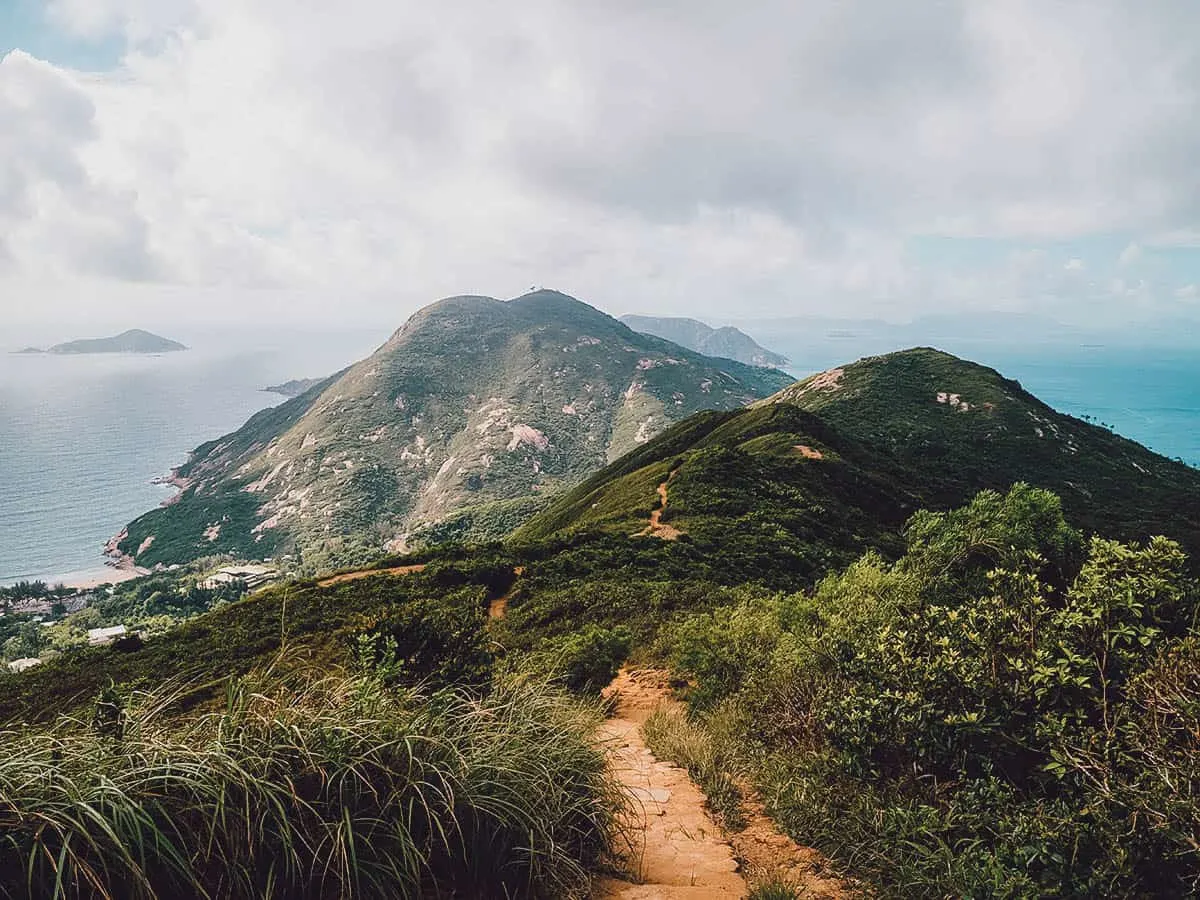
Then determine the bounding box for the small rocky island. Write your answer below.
[22,329,188,355]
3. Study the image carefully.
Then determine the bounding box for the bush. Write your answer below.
[358,588,495,691]
[0,671,621,899]
[521,625,633,695]
[665,486,1200,896]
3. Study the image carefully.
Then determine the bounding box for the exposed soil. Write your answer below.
[596,669,855,900]
[488,566,526,619]
[640,471,683,541]
[316,564,426,587]
[596,669,745,898]
[794,444,824,460]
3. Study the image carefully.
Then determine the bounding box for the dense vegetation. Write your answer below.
[0,670,617,899]
[661,485,1200,896]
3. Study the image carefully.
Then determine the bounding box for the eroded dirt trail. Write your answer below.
[596,670,745,898]
[316,563,426,587]
[488,566,525,619]
[596,669,854,900]
[640,470,683,541]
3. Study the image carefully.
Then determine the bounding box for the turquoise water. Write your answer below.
[1,327,1196,584]
[0,329,383,584]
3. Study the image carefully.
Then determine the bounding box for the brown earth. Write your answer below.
[794,444,824,460]
[595,669,855,900]
[640,471,683,541]
[316,564,426,587]
[488,566,525,619]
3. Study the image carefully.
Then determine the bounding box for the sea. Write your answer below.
[1,324,1197,585]
[0,327,386,585]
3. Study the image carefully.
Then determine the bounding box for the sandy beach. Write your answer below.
[49,565,153,591]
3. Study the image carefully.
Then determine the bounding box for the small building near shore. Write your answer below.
[201,565,279,591]
[87,625,128,646]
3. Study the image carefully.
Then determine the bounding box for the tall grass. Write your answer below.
[641,703,746,830]
[0,671,621,899]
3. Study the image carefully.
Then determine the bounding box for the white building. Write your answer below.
[87,625,128,646]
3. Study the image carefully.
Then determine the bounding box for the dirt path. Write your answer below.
[596,669,854,900]
[640,470,683,541]
[488,566,525,619]
[596,669,745,898]
[316,564,426,587]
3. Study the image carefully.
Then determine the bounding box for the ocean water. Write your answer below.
[1,326,1196,584]
[0,328,384,585]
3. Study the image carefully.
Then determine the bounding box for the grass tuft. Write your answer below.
[641,703,746,830]
[0,670,621,899]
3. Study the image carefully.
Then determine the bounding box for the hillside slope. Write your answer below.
[118,290,792,569]
[520,347,1200,563]
[620,315,789,367]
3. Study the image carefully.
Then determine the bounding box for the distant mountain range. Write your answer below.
[619,315,789,368]
[116,290,792,569]
[20,330,187,355]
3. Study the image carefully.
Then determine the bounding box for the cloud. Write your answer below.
[0,50,164,280]
[3,0,1200,325]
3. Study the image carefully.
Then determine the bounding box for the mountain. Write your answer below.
[620,315,789,367]
[519,347,1200,570]
[115,290,793,569]
[43,330,187,355]
[264,377,327,398]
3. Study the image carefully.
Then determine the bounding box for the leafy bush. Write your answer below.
[358,587,495,691]
[665,485,1200,896]
[0,671,620,899]
[520,625,633,695]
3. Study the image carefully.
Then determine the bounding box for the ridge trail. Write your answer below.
[640,469,683,540]
[596,669,853,899]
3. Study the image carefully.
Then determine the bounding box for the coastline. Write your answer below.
[54,564,153,591]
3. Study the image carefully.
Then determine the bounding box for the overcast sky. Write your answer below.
[2,0,1200,334]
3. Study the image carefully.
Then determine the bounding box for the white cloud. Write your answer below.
[3,0,1200,326]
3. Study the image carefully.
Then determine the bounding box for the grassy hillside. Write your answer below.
[10,345,1200,897]
[772,347,1200,553]
[119,291,791,571]
[521,348,1200,564]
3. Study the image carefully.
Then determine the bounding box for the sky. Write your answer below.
[2,0,1200,335]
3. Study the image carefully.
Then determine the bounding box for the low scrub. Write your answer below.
[664,485,1200,897]
[0,670,621,899]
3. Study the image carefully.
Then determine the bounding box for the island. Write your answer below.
[28,329,188,355]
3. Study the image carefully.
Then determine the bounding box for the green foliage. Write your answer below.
[521,625,632,695]
[0,671,620,899]
[121,485,282,567]
[357,588,495,691]
[664,485,1200,897]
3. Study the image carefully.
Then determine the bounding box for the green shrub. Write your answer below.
[521,625,633,694]
[357,587,495,691]
[666,485,1200,896]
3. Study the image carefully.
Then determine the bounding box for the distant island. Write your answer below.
[22,329,188,355]
[263,377,325,399]
[619,315,789,368]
